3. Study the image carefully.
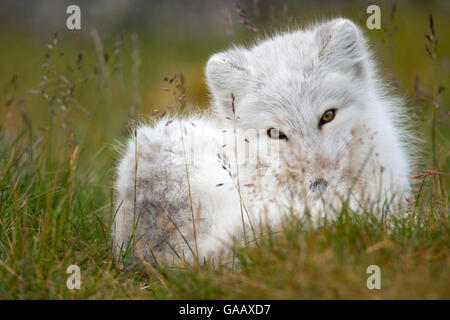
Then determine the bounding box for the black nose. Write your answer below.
[309,179,328,192]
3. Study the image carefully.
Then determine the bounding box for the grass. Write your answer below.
[0,1,449,299]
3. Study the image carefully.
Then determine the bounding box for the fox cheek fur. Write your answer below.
[113,18,415,264]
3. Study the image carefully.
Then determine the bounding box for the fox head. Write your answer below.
[205,18,411,207]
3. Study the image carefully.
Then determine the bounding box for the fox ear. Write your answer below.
[316,18,366,76]
[205,48,250,112]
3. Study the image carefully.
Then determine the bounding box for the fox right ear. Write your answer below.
[205,48,250,107]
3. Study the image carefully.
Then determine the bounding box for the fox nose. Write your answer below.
[309,179,328,192]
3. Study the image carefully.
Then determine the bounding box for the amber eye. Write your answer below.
[267,128,288,140]
[319,109,336,128]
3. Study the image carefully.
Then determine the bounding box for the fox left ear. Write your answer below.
[316,18,367,77]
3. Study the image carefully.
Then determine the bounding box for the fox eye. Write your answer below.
[267,128,288,140]
[319,109,336,128]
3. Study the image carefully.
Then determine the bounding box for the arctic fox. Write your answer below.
[113,19,413,264]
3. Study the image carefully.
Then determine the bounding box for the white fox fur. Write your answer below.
[113,19,413,264]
